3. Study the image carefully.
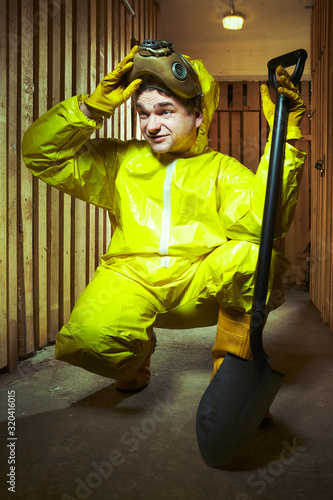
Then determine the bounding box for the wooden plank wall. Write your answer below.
[0,0,160,372]
[310,0,333,330]
[209,80,311,285]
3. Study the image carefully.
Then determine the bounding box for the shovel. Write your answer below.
[196,49,308,467]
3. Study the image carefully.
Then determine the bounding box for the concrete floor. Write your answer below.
[1,287,333,500]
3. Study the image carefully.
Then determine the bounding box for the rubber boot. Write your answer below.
[116,330,156,393]
[211,308,272,421]
[210,308,251,381]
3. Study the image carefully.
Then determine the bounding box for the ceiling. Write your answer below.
[158,0,314,81]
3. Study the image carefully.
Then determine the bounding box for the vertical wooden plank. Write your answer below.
[20,0,35,355]
[133,0,145,140]
[87,0,98,283]
[151,0,156,39]
[112,0,119,139]
[48,0,61,340]
[144,0,148,40]
[231,111,241,162]
[230,81,243,110]
[229,83,243,164]
[125,4,133,140]
[104,0,112,140]
[309,5,316,303]
[285,81,311,286]
[219,112,230,156]
[7,0,19,370]
[0,0,7,368]
[34,0,49,347]
[139,0,145,44]
[318,46,325,317]
[96,0,106,266]
[322,3,330,323]
[312,50,319,307]
[104,0,113,249]
[243,111,260,173]
[118,1,125,140]
[62,0,73,324]
[285,84,310,285]
[246,81,260,110]
[132,0,141,139]
[311,69,319,306]
[154,0,161,38]
[132,0,140,48]
[320,2,326,318]
[297,81,311,280]
[97,0,106,141]
[64,0,73,98]
[244,83,260,172]
[73,0,88,304]
[329,0,333,328]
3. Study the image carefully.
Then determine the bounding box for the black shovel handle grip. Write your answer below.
[268,48,308,90]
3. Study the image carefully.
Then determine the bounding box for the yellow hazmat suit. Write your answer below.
[22,58,306,380]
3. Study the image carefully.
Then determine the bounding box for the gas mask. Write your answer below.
[126,39,202,101]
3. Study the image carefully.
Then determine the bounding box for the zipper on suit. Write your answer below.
[160,159,177,268]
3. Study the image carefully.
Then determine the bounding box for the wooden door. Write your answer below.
[310,0,333,330]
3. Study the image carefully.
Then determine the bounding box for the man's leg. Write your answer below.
[115,327,156,392]
[210,307,251,380]
[184,240,287,380]
[55,265,159,381]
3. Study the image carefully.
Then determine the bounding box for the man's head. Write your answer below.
[134,86,203,155]
[127,40,204,154]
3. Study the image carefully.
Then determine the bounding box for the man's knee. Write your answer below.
[55,323,151,380]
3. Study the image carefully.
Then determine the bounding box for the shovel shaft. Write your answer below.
[250,93,289,364]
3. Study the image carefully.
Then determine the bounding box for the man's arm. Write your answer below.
[218,69,307,243]
[22,47,142,209]
[22,95,116,210]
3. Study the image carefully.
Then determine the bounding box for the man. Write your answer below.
[22,41,306,393]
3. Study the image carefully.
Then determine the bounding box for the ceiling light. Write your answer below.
[222,1,244,30]
[222,14,244,30]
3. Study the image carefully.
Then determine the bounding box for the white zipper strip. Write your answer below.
[159,159,177,268]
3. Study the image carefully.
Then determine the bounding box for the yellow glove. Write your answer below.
[84,46,142,117]
[260,65,306,141]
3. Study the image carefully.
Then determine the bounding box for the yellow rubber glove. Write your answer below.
[84,46,142,117]
[260,65,306,141]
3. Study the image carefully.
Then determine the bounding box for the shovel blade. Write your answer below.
[196,353,285,467]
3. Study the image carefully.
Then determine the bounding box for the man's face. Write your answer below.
[135,90,203,155]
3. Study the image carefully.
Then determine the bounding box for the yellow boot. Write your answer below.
[211,308,272,421]
[116,330,156,392]
[211,308,251,381]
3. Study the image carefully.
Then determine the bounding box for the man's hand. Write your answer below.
[260,65,306,142]
[82,46,142,118]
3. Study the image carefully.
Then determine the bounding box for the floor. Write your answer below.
[0,287,332,500]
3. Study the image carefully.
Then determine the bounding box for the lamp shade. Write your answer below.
[222,14,244,30]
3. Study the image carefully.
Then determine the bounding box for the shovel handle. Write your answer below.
[268,48,308,90]
[250,49,307,367]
